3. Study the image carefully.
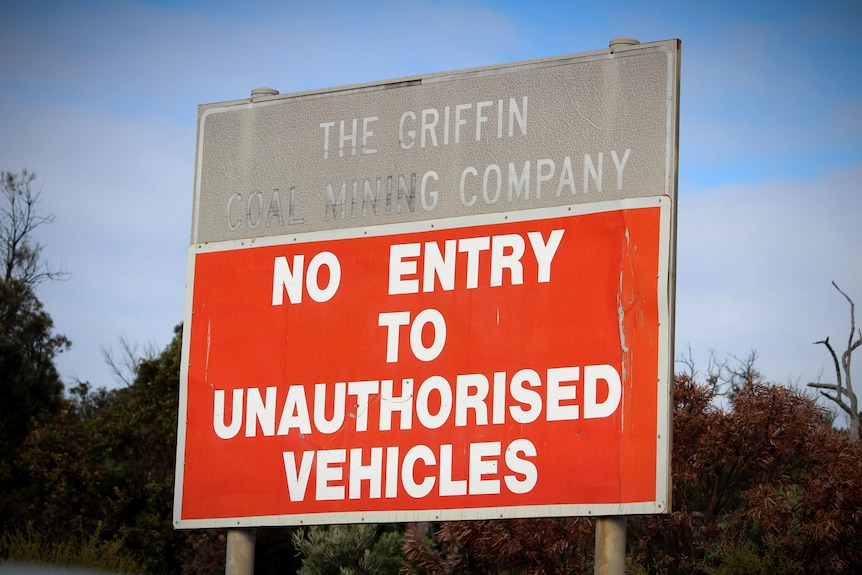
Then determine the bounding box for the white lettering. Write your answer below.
[320,121,335,159]
[387,229,564,294]
[611,149,631,190]
[439,444,467,496]
[378,311,411,363]
[349,447,382,499]
[402,445,435,498]
[455,373,489,426]
[388,243,421,295]
[284,451,315,501]
[528,230,565,283]
[362,116,378,155]
[420,170,439,211]
[314,382,346,434]
[469,441,501,495]
[458,236,490,289]
[316,449,346,500]
[490,234,525,287]
[415,375,452,429]
[504,439,538,494]
[584,364,622,419]
[459,166,478,207]
[272,252,341,305]
[245,387,276,437]
[409,308,447,362]
[213,389,243,439]
[546,366,580,421]
[399,111,416,150]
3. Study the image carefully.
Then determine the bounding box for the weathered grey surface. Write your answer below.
[192,40,679,244]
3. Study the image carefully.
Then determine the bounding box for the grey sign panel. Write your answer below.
[191,39,679,245]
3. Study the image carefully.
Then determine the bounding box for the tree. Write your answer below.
[404,375,862,574]
[0,169,69,522]
[677,346,762,398]
[808,282,861,440]
[630,377,862,574]
[1,170,68,285]
[8,325,225,574]
[292,524,404,575]
[0,277,69,469]
[403,517,594,574]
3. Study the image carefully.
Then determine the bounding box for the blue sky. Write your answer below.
[1,1,860,420]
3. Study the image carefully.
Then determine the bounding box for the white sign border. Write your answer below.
[174,196,673,529]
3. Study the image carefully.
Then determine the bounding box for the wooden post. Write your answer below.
[226,528,256,575]
[594,516,626,575]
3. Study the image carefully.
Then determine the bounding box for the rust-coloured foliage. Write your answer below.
[403,517,594,575]
[404,376,862,574]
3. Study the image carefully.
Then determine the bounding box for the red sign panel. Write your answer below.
[174,201,669,527]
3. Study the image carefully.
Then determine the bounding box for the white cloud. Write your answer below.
[676,162,862,390]
[2,0,861,399]
[0,0,531,388]
[1,99,192,386]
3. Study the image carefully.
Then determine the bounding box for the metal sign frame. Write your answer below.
[175,39,679,529]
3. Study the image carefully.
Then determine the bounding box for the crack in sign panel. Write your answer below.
[205,319,212,384]
[564,80,624,134]
[617,226,633,362]
[617,221,640,439]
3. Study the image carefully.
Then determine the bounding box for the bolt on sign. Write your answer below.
[174,39,680,529]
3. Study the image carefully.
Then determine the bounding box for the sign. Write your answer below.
[175,40,679,529]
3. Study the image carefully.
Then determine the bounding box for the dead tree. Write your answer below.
[808,282,861,441]
[1,169,68,285]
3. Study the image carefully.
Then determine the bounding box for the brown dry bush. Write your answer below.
[405,376,862,575]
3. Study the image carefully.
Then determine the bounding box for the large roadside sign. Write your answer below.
[174,39,680,529]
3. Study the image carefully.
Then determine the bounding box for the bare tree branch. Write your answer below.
[817,390,853,416]
[101,336,159,387]
[813,337,842,389]
[1,170,69,286]
[809,382,841,392]
[809,282,860,440]
[675,344,698,379]
[833,281,858,348]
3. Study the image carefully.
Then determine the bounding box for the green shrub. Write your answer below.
[293,524,404,575]
[702,541,803,575]
[0,523,147,573]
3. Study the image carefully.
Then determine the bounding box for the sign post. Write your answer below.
[175,39,680,567]
[595,516,627,574]
[225,528,255,575]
